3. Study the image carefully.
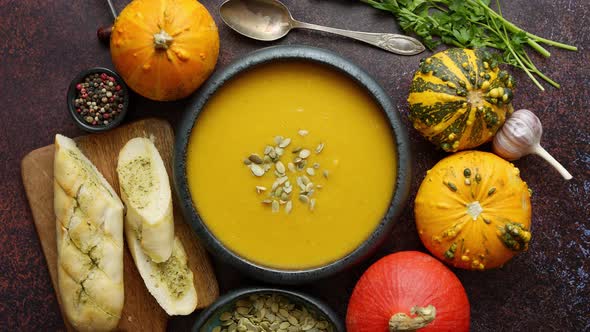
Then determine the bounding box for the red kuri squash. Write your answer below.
[346,251,470,332]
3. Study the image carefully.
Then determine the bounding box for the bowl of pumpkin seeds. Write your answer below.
[192,287,344,332]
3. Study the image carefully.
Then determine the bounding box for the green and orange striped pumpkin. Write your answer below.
[408,48,515,152]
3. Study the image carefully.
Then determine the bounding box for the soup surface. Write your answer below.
[186,61,396,269]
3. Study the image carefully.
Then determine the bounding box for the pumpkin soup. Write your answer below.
[186,61,396,269]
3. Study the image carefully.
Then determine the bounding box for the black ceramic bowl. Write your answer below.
[66,67,129,133]
[174,45,411,284]
[192,287,345,332]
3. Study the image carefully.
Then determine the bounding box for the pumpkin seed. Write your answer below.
[297,161,306,170]
[292,147,302,154]
[221,312,233,321]
[277,176,288,184]
[306,168,315,176]
[301,176,310,185]
[279,309,290,318]
[299,195,309,204]
[263,155,271,164]
[237,307,251,315]
[276,161,286,174]
[322,170,329,179]
[288,316,299,325]
[249,154,264,164]
[275,136,284,145]
[250,164,265,177]
[296,177,305,189]
[244,158,252,165]
[280,192,289,201]
[279,138,291,148]
[313,162,320,169]
[299,149,311,159]
[309,198,316,211]
[271,180,280,191]
[264,146,273,155]
[236,299,251,307]
[275,187,284,197]
[287,162,296,172]
[305,183,314,193]
[271,200,280,213]
[315,142,324,154]
[256,186,267,194]
[285,201,293,214]
[298,129,309,137]
[284,186,292,194]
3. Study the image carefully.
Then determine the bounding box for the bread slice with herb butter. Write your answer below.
[54,134,124,331]
[117,137,197,315]
[126,232,198,315]
[116,137,174,263]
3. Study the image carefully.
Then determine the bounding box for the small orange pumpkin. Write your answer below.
[415,151,532,270]
[110,0,219,101]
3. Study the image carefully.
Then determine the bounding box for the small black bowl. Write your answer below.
[174,45,412,284]
[192,287,345,332]
[66,67,129,132]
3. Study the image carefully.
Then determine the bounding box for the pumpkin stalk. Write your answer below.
[389,305,436,331]
[153,29,174,49]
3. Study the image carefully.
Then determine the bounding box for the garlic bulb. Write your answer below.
[493,109,572,180]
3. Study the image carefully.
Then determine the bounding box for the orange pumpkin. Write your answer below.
[110,0,219,101]
[415,151,532,270]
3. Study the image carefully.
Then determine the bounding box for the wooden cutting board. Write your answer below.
[21,118,218,331]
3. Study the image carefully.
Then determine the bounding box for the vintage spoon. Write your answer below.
[220,0,426,56]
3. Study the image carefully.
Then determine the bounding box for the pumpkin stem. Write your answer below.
[389,305,436,332]
[153,29,174,49]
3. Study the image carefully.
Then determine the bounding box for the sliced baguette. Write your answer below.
[54,134,124,332]
[126,232,198,315]
[116,137,174,263]
[117,137,197,315]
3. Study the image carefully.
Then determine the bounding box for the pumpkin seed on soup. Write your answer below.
[244,133,332,215]
[250,164,265,177]
[299,149,311,159]
[248,154,264,164]
[279,138,291,148]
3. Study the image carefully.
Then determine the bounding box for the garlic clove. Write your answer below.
[493,109,572,180]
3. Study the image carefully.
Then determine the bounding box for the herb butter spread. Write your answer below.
[118,157,157,209]
[155,250,191,299]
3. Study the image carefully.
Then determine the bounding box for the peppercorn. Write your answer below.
[73,72,125,127]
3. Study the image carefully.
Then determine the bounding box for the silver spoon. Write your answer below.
[219,0,425,56]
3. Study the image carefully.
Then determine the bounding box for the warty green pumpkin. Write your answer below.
[408,48,515,152]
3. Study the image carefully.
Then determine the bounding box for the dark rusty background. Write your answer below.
[1,0,588,331]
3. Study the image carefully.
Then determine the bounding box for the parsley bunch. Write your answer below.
[362,0,577,90]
